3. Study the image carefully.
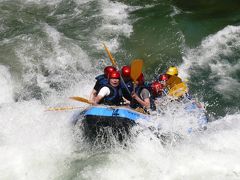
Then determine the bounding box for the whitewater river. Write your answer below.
[0,0,240,179]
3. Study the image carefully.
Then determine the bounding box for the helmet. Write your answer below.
[151,81,163,95]
[104,66,116,77]
[109,71,120,79]
[159,74,169,81]
[166,66,178,76]
[121,65,131,77]
[137,73,144,84]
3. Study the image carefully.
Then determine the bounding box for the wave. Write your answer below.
[180,25,240,99]
[0,65,14,104]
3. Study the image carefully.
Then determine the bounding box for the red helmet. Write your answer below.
[121,65,131,77]
[109,71,120,79]
[137,73,144,84]
[151,81,163,95]
[104,66,116,77]
[159,74,169,81]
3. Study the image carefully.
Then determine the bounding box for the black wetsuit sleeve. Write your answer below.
[93,81,101,91]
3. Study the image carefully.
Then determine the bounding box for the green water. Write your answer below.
[0,0,240,116]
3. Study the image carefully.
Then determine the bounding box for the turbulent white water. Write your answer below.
[0,0,240,180]
[65,111,240,180]
[0,65,14,104]
[179,25,240,100]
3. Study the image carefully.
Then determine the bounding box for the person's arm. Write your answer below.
[122,97,130,105]
[94,87,110,105]
[140,88,150,108]
[89,81,100,103]
[142,97,150,109]
[132,89,150,109]
[132,94,150,108]
[89,89,97,104]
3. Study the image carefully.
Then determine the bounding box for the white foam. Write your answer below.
[170,5,182,17]
[0,100,74,180]
[215,77,240,99]
[92,0,136,52]
[12,23,94,97]
[179,25,240,98]
[0,19,98,179]
[43,24,92,71]
[73,112,240,180]
[0,65,14,104]
[74,0,94,5]
[1,1,240,179]
[18,0,62,5]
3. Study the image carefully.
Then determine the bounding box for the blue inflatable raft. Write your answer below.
[72,100,208,142]
[84,106,149,121]
[73,106,150,142]
[183,100,208,132]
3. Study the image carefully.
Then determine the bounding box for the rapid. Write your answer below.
[0,0,240,179]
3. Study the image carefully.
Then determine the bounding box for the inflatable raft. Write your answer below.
[183,99,208,132]
[73,105,150,142]
[72,99,208,142]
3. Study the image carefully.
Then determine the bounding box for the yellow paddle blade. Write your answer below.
[168,82,188,98]
[103,43,117,67]
[69,96,92,104]
[130,59,144,82]
[46,106,82,111]
[166,75,182,89]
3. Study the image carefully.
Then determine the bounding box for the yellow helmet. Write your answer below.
[166,66,178,76]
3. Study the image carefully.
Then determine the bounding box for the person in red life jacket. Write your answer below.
[151,81,164,98]
[120,65,134,102]
[157,66,183,95]
[94,71,124,106]
[130,73,150,112]
[89,66,116,103]
[159,74,169,86]
[158,74,170,95]
[149,81,164,111]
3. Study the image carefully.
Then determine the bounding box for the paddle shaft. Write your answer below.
[69,96,92,104]
[46,106,83,111]
[120,76,131,95]
[103,43,117,67]
[47,96,91,112]
[103,43,131,95]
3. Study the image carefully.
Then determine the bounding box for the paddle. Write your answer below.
[47,96,91,111]
[102,43,131,95]
[46,106,83,111]
[69,96,92,104]
[168,82,188,98]
[103,43,117,67]
[130,59,143,82]
[130,59,144,92]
